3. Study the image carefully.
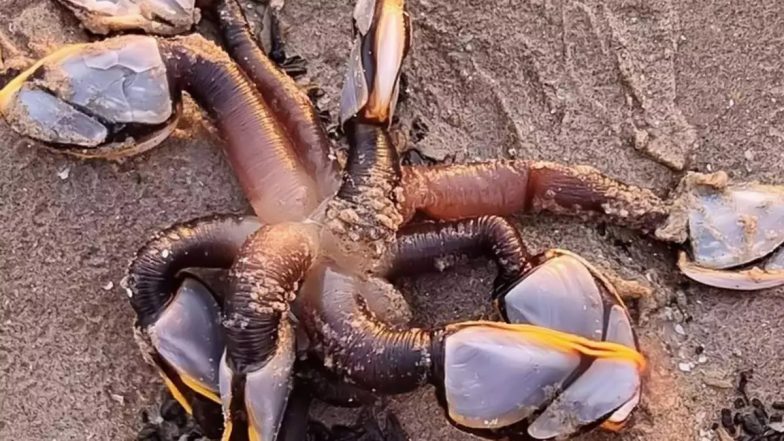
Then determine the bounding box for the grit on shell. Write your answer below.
[0,0,782,440]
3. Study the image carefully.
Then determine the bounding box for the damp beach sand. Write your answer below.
[0,0,782,440]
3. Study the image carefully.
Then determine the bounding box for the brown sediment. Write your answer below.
[0,29,31,72]
[402,160,669,234]
[217,0,340,197]
[158,34,321,224]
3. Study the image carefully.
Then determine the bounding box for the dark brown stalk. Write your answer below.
[384,216,531,290]
[323,121,404,269]
[158,35,320,224]
[126,214,261,327]
[299,262,440,393]
[223,222,319,372]
[216,0,340,197]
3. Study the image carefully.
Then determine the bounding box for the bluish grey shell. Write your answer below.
[765,247,784,270]
[503,255,605,341]
[57,0,198,34]
[444,325,581,429]
[449,253,642,438]
[150,278,224,393]
[2,36,172,148]
[527,306,640,439]
[45,36,172,125]
[9,86,108,146]
[688,184,784,269]
[219,322,295,441]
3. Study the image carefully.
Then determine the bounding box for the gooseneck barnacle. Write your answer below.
[124,215,262,438]
[216,2,417,438]
[319,0,412,269]
[220,222,320,440]
[2,0,783,439]
[298,256,645,439]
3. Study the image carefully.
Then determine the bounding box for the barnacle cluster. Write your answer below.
[2,0,782,440]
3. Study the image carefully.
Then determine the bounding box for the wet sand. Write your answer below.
[0,0,782,440]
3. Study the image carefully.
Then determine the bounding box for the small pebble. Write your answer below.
[103,281,114,291]
[715,427,734,441]
[704,376,734,389]
[738,370,752,395]
[675,324,687,335]
[678,362,692,372]
[57,167,70,180]
[110,393,125,405]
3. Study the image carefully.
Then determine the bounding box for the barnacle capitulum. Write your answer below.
[449,250,645,439]
[55,0,200,35]
[149,277,225,405]
[126,215,262,436]
[340,0,411,126]
[296,232,645,440]
[2,31,329,223]
[219,320,296,441]
[317,0,413,271]
[670,172,784,290]
[0,36,181,160]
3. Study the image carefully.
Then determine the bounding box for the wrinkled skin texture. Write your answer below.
[1,0,784,440]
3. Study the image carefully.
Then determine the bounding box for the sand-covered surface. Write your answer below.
[0,0,782,440]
